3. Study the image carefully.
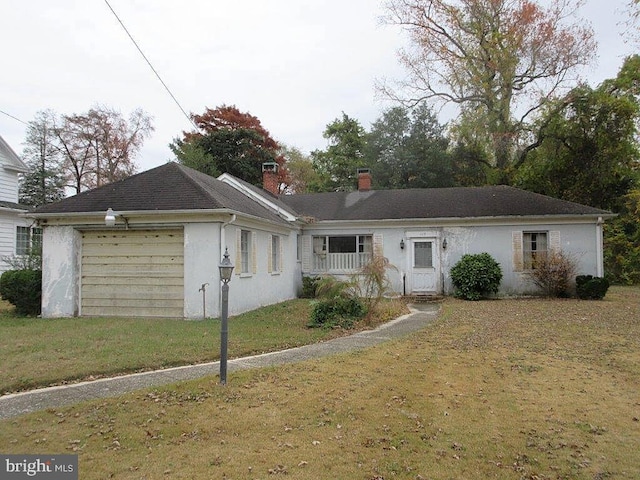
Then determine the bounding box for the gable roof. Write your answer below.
[279,186,612,221]
[0,134,28,173]
[32,162,290,225]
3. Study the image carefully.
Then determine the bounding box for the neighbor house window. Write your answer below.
[16,226,42,255]
[241,230,251,273]
[523,231,548,269]
[271,235,281,273]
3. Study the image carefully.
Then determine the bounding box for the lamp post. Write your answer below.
[218,248,234,385]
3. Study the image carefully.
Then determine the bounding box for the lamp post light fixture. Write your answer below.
[218,247,234,385]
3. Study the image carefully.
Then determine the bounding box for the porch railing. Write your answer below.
[313,252,372,272]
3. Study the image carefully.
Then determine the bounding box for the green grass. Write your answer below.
[1,287,638,479]
[0,299,408,394]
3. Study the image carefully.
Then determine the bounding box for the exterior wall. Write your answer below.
[300,219,604,297]
[0,167,20,203]
[225,222,299,316]
[0,211,32,273]
[183,223,221,319]
[41,226,81,317]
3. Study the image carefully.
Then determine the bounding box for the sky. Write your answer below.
[0,0,636,173]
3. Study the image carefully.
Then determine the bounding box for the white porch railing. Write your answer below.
[313,252,372,272]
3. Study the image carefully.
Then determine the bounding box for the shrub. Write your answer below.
[307,276,365,329]
[301,275,320,298]
[351,256,397,312]
[450,253,502,300]
[526,250,578,297]
[0,269,42,316]
[575,275,610,300]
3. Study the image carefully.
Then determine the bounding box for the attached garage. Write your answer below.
[81,229,184,318]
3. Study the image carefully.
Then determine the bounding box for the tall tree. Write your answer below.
[515,55,640,211]
[55,106,153,194]
[19,110,65,207]
[367,104,454,188]
[281,145,320,194]
[171,105,287,187]
[382,0,596,176]
[311,113,368,191]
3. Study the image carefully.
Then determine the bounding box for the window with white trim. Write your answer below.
[240,230,251,274]
[16,226,43,256]
[523,231,548,270]
[312,235,373,271]
[271,235,281,273]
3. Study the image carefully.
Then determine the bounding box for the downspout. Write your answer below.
[220,214,237,260]
[596,216,604,277]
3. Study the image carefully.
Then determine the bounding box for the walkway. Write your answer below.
[0,304,439,420]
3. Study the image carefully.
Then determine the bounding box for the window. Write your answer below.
[523,232,548,270]
[240,230,251,274]
[414,241,433,268]
[271,235,281,273]
[312,235,373,271]
[16,226,42,256]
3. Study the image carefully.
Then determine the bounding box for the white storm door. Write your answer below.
[410,239,437,294]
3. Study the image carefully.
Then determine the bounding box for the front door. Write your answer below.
[410,239,439,294]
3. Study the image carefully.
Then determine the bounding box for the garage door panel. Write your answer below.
[81,229,184,318]
[82,243,183,257]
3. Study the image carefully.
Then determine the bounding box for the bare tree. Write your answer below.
[381,0,597,174]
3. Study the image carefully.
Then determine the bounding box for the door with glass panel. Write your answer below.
[410,239,438,293]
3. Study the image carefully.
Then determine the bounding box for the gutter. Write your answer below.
[220,214,237,259]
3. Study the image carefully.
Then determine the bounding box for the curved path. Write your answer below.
[0,304,439,420]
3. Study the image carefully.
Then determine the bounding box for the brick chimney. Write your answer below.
[357,168,372,192]
[262,162,279,195]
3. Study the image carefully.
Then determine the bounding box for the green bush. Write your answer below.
[450,253,502,301]
[308,296,365,329]
[575,275,610,300]
[0,269,42,316]
[301,275,320,298]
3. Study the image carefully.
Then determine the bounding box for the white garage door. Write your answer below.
[81,229,184,318]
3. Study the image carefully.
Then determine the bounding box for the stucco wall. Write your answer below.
[300,220,603,297]
[41,226,81,317]
[224,224,299,317]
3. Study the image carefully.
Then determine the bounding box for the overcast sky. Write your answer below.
[1,0,636,173]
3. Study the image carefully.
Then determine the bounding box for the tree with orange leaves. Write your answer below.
[171,105,288,190]
[381,0,596,179]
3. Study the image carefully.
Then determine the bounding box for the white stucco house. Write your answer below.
[30,162,614,319]
[0,134,35,274]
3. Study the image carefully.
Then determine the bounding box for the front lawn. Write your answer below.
[1,287,638,479]
[0,299,407,394]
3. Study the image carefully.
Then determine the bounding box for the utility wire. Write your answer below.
[103,0,198,131]
[0,109,28,125]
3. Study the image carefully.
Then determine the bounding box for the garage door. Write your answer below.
[81,229,184,318]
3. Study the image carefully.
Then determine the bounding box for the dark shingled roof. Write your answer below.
[32,162,289,225]
[279,186,611,221]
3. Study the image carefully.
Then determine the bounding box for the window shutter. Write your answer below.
[512,231,524,272]
[549,231,561,254]
[268,235,273,273]
[301,235,312,272]
[279,236,284,272]
[373,233,384,259]
[235,229,242,275]
[252,233,257,274]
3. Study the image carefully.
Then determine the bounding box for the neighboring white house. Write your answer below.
[0,134,36,274]
[30,163,614,319]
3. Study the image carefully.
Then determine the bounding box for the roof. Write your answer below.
[279,186,612,221]
[0,134,28,173]
[0,201,30,212]
[32,162,290,225]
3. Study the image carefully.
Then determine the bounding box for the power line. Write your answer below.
[0,109,28,125]
[103,0,198,131]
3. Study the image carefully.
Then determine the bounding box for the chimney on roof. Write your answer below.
[262,162,279,195]
[357,168,372,192]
